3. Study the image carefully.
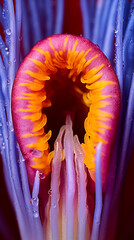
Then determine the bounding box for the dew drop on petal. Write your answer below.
[38,172,46,179]
[7,120,14,132]
[33,210,39,218]
[5,28,11,36]
[107,63,111,68]
[2,142,5,149]
[48,189,52,196]
[7,79,10,84]
[30,197,39,218]
[5,47,9,55]
[2,10,6,19]
[52,203,56,209]
[115,42,118,47]
[114,29,118,34]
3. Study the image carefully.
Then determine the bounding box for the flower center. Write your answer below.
[44,68,89,148]
[12,34,120,185]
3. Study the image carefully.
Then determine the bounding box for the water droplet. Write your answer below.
[31,197,39,218]
[33,210,39,218]
[38,172,46,179]
[115,42,118,47]
[48,189,52,196]
[107,64,111,68]
[7,79,10,84]
[8,61,11,65]
[2,10,6,19]
[7,120,14,132]
[32,197,38,204]
[0,122,3,127]
[5,28,11,36]
[5,47,9,55]
[114,29,118,34]
[18,156,25,163]
[52,203,56,209]
[2,142,5,149]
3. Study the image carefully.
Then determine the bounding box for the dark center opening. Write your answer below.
[43,68,89,149]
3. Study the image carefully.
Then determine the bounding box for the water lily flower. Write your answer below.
[0,1,134,240]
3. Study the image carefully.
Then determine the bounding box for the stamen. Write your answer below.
[50,126,66,240]
[74,135,88,240]
[91,142,102,240]
[31,171,40,218]
[64,115,75,240]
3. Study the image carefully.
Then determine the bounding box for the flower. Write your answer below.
[11,33,120,239]
[0,0,134,240]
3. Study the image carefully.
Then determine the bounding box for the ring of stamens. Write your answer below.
[17,37,116,173]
